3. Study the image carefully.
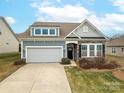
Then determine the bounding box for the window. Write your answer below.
[33,27,59,36]
[81,45,87,56]
[49,29,55,35]
[90,45,95,56]
[122,48,124,52]
[97,45,102,56]
[35,29,41,35]
[42,29,48,35]
[81,44,102,57]
[112,48,116,53]
[83,25,88,32]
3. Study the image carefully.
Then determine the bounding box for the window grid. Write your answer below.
[112,48,116,53]
[81,44,102,57]
[97,45,102,56]
[81,45,87,57]
[32,28,58,36]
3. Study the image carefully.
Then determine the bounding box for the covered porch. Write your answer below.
[65,41,105,60]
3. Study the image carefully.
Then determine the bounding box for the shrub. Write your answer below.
[94,57,106,68]
[78,58,94,69]
[94,57,106,65]
[14,59,26,65]
[61,58,71,64]
[77,57,120,69]
[98,60,120,69]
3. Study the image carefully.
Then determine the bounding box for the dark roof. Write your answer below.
[106,37,124,47]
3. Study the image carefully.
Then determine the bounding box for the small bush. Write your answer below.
[78,58,93,69]
[94,57,106,65]
[77,57,120,69]
[109,60,120,68]
[61,58,71,64]
[14,59,26,65]
[98,60,120,69]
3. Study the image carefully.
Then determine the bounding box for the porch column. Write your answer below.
[77,44,79,59]
[65,44,67,58]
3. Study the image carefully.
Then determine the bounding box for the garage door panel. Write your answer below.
[26,47,62,63]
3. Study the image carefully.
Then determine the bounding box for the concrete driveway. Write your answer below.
[0,63,72,93]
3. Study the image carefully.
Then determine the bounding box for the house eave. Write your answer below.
[107,45,124,47]
[19,37,106,42]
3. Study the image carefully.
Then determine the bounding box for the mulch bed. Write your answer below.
[76,62,124,80]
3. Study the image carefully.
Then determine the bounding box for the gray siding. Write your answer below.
[22,41,65,58]
[75,23,103,37]
[106,46,124,57]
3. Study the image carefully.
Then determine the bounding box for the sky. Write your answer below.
[0,0,124,37]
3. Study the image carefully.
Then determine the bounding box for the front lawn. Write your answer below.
[106,55,124,64]
[65,67,124,93]
[0,52,23,81]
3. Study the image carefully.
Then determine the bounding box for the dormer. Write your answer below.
[30,27,60,36]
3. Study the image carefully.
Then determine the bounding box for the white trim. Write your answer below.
[31,27,59,36]
[81,43,102,57]
[87,45,90,57]
[65,44,67,58]
[25,46,63,63]
[65,41,78,44]
[64,19,107,39]
[64,31,81,39]
[49,28,56,36]
[73,32,81,39]
[94,45,97,56]
[21,41,23,59]
[81,43,102,45]
[33,28,35,36]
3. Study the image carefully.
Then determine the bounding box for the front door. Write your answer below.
[67,47,73,59]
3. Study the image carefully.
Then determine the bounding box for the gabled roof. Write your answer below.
[17,19,106,40]
[106,37,124,47]
[64,19,107,39]
[17,22,80,39]
[0,16,18,41]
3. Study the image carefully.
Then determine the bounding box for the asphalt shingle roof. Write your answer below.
[17,22,80,39]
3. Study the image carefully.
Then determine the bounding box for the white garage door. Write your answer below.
[26,46,63,63]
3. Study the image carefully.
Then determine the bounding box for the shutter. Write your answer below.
[79,45,81,57]
[103,45,105,56]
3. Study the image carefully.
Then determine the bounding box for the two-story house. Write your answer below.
[18,19,107,63]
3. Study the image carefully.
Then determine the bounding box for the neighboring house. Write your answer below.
[106,37,124,56]
[18,19,106,63]
[0,17,19,53]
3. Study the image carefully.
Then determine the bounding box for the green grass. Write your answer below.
[65,67,124,93]
[106,55,124,64]
[0,52,23,82]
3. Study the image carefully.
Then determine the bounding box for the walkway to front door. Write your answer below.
[0,63,72,93]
